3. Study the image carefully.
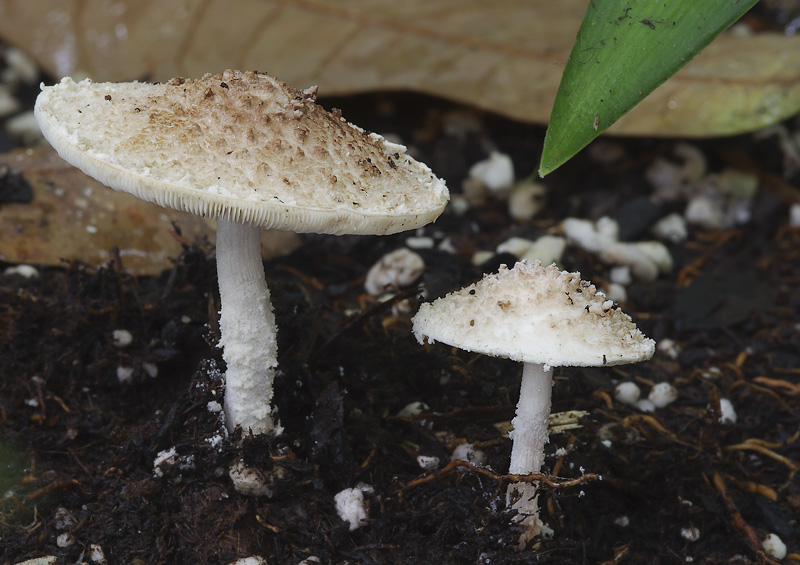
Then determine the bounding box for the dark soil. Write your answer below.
[2,75,800,564]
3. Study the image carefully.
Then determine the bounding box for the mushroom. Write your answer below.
[35,70,449,436]
[411,261,654,546]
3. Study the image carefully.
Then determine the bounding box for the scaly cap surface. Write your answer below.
[412,261,655,368]
[34,70,449,235]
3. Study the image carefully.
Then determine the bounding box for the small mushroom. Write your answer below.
[412,261,654,546]
[35,70,449,436]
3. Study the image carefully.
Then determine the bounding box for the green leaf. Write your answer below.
[539,0,758,177]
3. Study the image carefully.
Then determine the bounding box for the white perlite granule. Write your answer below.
[334,483,374,530]
[649,382,678,408]
[614,382,641,405]
[719,398,737,424]
[451,443,486,466]
[762,533,787,560]
[417,455,440,471]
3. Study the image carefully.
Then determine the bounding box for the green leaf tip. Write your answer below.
[539,0,758,177]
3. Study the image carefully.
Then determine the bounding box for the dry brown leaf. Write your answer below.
[0,146,300,275]
[0,0,798,137]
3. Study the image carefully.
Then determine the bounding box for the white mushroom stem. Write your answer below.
[216,217,279,435]
[507,362,554,545]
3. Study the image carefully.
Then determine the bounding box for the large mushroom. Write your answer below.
[35,70,449,436]
[412,261,654,546]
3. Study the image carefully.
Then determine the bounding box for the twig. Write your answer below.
[46,394,71,414]
[591,389,614,410]
[168,222,193,248]
[352,544,401,551]
[711,471,778,564]
[399,458,601,498]
[753,376,800,396]
[725,439,798,472]
[730,477,778,501]
[621,414,678,440]
[731,379,793,412]
[26,479,80,500]
[255,514,281,533]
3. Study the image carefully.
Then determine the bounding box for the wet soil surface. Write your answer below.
[2,85,800,564]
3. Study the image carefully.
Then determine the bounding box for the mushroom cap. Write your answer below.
[412,261,655,368]
[34,70,449,236]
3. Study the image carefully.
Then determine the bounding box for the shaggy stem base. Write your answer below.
[216,218,279,435]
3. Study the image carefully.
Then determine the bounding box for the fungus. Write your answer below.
[35,70,449,435]
[412,261,654,546]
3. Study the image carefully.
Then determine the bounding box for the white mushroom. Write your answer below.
[35,70,449,436]
[412,261,654,547]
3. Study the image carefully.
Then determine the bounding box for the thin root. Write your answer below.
[26,479,80,500]
[399,458,601,499]
[711,472,779,564]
